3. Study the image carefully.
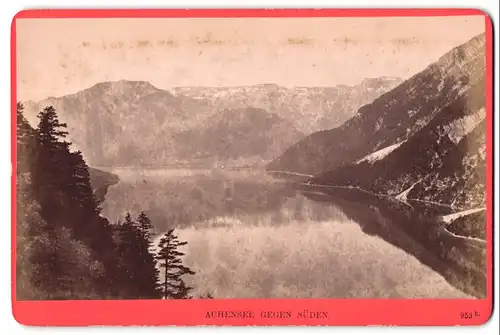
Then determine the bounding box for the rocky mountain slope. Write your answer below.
[167,107,303,167]
[284,32,489,299]
[172,77,402,134]
[311,76,487,211]
[23,80,217,166]
[267,33,486,177]
[22,83,303,167]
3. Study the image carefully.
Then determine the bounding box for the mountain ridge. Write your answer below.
[22,76,400,167]
[267,33,486,176]
[171,77,403,133]
[311,76,487,211]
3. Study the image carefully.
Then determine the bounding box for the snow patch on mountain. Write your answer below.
[357,141,406,164]
[171,78,403,134]
[395,179,423,202]
[441,207,487,224]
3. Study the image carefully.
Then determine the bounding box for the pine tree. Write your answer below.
[114,213,161,299]
[17,105,117,299]
[114,213,139,297]
[16,103,36,174]
[137,211,154,243]
[16,104,197,300]
[135,211,161,297]
[61,150,104,245]
[157,229,195,299]
[30,106,71,223]
[19,106,66,296]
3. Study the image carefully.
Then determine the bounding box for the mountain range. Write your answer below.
[268,33,487,212]
[23,81,215,166]
[21,33,487,214]
[22,77,400,167]
[171,77,403,134]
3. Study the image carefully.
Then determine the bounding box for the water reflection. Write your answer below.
[100,169,483,298]
[297,184,486,299]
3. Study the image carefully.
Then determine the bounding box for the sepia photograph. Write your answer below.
[14,13,488,302]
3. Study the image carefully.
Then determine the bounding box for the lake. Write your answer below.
[98,167,480,299]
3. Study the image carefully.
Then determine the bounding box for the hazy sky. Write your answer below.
[16,16,485,101]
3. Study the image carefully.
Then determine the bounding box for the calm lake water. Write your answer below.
[99,167,475,299]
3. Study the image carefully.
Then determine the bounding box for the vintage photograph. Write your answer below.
[15,15,487,300]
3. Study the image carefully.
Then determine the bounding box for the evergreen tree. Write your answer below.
[16,105,113,299]
[18,106,65,297]
[16,103,35,299]
[114,213,161,299]
[113,214,138,298]
[137,211,154,243]
[16,104,197,300]
[136,211,161,297]
[30,106,70,223]
[16,103,36,173]
[157,229,195,299]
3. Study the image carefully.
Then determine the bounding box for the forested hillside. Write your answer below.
[15,103,197,300]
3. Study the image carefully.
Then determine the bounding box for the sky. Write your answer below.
[16,16,485,101]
